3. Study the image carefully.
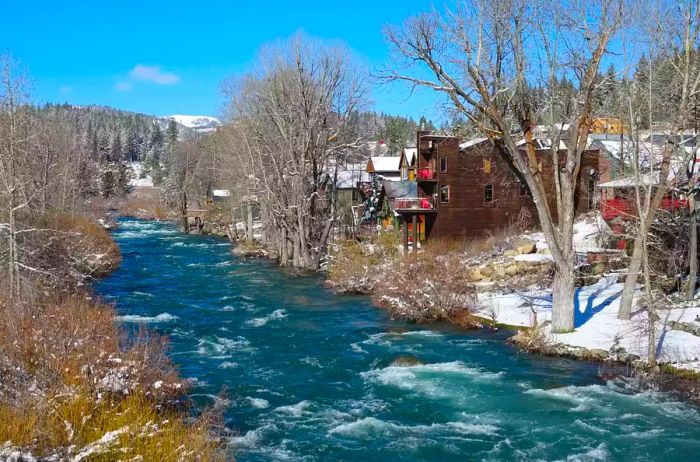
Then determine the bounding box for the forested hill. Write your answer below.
[36,104,213,164]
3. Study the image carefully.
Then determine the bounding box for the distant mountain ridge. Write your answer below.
[164,115,221,133]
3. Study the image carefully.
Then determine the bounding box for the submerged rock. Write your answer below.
[390,355,425,367]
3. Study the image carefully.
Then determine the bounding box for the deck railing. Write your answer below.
[392,197,436,211]
[417,168,437,180]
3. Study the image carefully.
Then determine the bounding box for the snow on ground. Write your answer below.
[128,162,154,188]
[477,276,700,371]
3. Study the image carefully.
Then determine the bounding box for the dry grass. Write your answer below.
[0,291,223,459]
[118,187,172,220]
[21,213,122,285]
[327,232,399,293]
[374,252,479,325]
[0,392,223,461]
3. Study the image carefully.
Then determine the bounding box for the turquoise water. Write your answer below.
[96,219,700,461]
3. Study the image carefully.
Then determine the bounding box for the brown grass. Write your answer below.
[373,252,478,325]
[327,232,400,293]
[0,291,222,459]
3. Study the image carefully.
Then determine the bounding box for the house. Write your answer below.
[593,138,697,223]
[390,131,605,248]
[206,183,232,203]
[367,156,402,181]
[399,147,418,181]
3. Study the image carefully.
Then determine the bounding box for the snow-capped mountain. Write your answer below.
[165,115,221,133]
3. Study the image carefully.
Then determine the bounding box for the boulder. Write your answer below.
[469,268,483,282]
[514,238,536,254]
[390,356,425,367]
[590,348,609,360]
[480,265,495,277]
[516,261,529,274]
[504,249,519,258]
[495,264,507,279]
[505,263,518,276]
[592,262,606,275]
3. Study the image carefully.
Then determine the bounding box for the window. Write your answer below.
[484,184,493,203]
[483,158,491,174]
[440,184,450,203]
[440,157,447,173]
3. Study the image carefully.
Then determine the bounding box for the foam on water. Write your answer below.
[116,312,178,323]
[274,400,312,417]
[246,309,287,327]
[247,397,270,409]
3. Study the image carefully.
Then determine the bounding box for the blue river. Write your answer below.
[96,219,700,461]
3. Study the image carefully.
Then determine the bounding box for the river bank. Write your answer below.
[0,212,224,461]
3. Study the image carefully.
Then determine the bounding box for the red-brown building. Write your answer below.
[392,131,607,247]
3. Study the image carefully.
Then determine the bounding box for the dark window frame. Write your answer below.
[484,184,494,203]
[440,157,447,173]
[440,184,450,203]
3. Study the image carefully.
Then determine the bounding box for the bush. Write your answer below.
[0,292,223,460]
[327,232,399,293]
[374,252,479,326]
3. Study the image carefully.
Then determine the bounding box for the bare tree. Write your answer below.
[382,0,623,332]
[221,35,367,270]
[617,0,700,318]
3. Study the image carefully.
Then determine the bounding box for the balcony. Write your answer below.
[392,197,437,212]
[601,197,688,221]
[417,167,437,181]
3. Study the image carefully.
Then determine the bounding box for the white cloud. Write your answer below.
[128,65,180,85]
[115,81,133,92]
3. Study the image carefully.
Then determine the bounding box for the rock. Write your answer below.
[516,261,529,274]
[504,249,519,258]
[505,263,518,276]
[469,268,483,282]
[495,264,506,279]
[514,238,536,254]
[480,265,494,277]
[390,356,424,367]
[592,262,606,275]
[590,348,609,360]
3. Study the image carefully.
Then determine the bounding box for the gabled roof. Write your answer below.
[367,156,401,174]
[459,137,489,150]
[400,147,417,166]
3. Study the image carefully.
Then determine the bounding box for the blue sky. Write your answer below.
[2,0,446,121]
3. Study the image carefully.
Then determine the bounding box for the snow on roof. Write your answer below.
[402,147,417,165]
[369,156,401,173]
[211,189,231,197]
[336,164,371,189]
[515,138,568,151]
[459,137,489,150]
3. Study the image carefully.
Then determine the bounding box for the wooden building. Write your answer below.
[392,131,606,247]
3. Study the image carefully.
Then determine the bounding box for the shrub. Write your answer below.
[327,232,399,293]
[374,252,479,326]
[0,292,222,460]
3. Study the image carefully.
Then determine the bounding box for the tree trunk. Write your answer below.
[618,187,666,319]
[551,259,576,332]
[618,233,645,319]
[687,196,697,301]
[180,191,189,234]
[246,203,253,245]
